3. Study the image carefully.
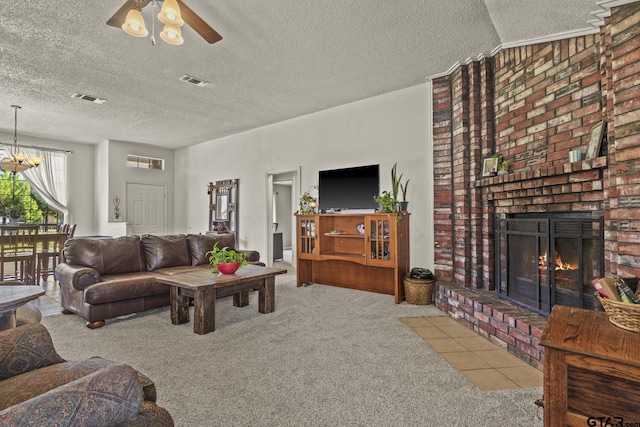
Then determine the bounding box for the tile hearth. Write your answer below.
[403,316,542,391]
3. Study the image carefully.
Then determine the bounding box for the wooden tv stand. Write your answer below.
[295,213,410,303]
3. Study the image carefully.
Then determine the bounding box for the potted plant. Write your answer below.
[6,207,24,225]
[296,185,318,214]
[206,242,248,274]
[374,190,396,212]
[497,159,508,175]
[493,154,508,175]
[399,179,410,212]
[391,162,410,213]
[391,162,402,207]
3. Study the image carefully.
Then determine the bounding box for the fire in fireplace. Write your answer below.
[495,213,604,316]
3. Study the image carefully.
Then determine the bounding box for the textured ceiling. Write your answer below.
[0,0,619,149]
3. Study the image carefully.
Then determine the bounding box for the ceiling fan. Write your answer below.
[107,0,222,44]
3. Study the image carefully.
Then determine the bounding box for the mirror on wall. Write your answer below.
[207,179,238,236]
[216,194,228,220]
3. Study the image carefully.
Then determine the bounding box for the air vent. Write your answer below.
[71,93,106,104]
[178,74,210,87]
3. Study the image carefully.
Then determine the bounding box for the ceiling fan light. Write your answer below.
[122,9,148,37]
[158,0,184,26]
[160,24,184,45]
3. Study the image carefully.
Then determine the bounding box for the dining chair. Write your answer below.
[0,225,39,285]
[36,232,67,285]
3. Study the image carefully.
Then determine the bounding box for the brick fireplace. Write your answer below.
[430,2,640,369]
[496,213,604,315]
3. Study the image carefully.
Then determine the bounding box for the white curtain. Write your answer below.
[16,147,70,221]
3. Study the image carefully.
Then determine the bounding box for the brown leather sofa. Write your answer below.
[54,233,260,329]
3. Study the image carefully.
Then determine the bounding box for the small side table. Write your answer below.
[0,285,44,331]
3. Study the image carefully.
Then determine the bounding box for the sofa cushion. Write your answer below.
[63,236,146,276]
[187,233,236,266]
[15,303,42,327]
[0,363,143,426]
[0,356,118,411]
[141,235,190,271]
[84,273,168,305]
[0,324,65,382]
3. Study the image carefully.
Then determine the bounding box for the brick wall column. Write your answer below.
[451,65,473,287]
[478,59,496,290]
[432,76,454,282]
[608,2,640,278]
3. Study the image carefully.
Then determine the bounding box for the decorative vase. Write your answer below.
[217,262,241,274]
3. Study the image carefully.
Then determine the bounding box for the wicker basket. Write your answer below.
[404,276,434,305]
[596,293,640,332]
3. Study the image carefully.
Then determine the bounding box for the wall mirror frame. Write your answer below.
[208,179,238,236]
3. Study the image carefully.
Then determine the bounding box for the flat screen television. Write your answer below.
[318,164,379,212]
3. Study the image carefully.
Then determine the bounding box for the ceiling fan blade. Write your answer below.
[178,0,223,44]
[106,0,152,28]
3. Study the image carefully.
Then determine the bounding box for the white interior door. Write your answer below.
[126,183,166,235]
[266,167,300,267]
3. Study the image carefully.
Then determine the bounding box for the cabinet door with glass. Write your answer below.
[297,215,319,260]
[366,215,396,266]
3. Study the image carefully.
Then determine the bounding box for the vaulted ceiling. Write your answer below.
[0,0,622,149]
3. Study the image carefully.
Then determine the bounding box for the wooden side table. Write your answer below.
[540,305,640,426]
[0,285,44,331]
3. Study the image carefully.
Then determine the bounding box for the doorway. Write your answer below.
[266,168,299,268]
[126,183,166,235]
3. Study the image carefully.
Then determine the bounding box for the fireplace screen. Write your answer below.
[495,214,604,316]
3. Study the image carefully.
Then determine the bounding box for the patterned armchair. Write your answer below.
[0,323,173,426]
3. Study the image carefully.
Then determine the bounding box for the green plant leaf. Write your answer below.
[206,242,248,271]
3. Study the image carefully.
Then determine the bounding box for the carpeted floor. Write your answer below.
[42,271,543,426]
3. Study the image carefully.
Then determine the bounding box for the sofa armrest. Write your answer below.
[117,401,175,427]
[0,364,144,426]
[0,324,65,381]
[238,249,260,262]
[55,263,102,291]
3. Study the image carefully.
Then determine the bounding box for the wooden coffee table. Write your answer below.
[156,264,287,334]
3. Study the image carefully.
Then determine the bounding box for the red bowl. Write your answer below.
[217,262,241,274]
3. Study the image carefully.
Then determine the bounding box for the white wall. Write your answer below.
[102,140,175,235]
[175,83,435,270]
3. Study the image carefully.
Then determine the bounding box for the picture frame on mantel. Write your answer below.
[586,121,605,160]
[482,156,498,177]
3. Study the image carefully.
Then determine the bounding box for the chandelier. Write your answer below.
[0,105,44,173]
[123,0,185,46]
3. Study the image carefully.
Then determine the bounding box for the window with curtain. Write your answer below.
[0,172,58,224]
[0,146,69,226]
